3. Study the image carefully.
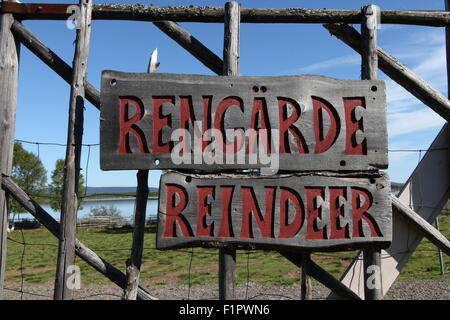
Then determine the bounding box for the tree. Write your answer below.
[10,142,47,214]
[48,159,85,212]
[89,205,122,217]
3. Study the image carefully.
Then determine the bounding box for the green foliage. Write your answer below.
[48,159,85,212]
[89,205,122,217]
[10,142,47,214]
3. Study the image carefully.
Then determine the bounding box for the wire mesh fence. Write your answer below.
[2,138,449,300]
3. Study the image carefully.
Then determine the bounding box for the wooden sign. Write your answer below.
[156,171,392,251]
[100,71,387,172]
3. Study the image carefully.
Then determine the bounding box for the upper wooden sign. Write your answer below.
[156,171,392,251]
[100,71,387,172]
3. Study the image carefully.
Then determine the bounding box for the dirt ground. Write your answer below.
[2,279,450,300]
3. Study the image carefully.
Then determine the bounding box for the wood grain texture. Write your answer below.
[5,3,450,26]
[123,170,149,300]
[324,23,450,122]
[0,1,19,299]
[219,1,240,301]
[360,5,382,301]
[0,175,156,300]
[54,0,92,300]
[156,171,392,251]
[301,253,312,300]
[100,72,388,172]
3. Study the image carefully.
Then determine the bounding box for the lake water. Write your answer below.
[14,197,159,222]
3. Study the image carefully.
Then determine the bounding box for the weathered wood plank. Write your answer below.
[54,0,92,300]
[0,0,19,299]
[10,20,100,109]
[0,174,156,300]
[324,23,450,122]
[4,3,450,26]
[156,171,392,251]
[361,4,383,301]
[100,72,388,172]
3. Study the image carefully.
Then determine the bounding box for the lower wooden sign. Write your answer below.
[156,172,392,252]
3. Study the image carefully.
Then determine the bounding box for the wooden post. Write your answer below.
[0,0,20,300]
[1,175,156,300]
[436,218,445,275]
[361,4,383,301]
[54,0,92,300]
[443,0,450,276]
[123,49,158,300]
[123,170,149,300]
[301,254,312,300]
[219,1,239,300]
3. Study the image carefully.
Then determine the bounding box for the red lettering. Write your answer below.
[218,186,235,238]
[279,187,304,239]
[152,96,174,154]
[351,187,382,238]
[248,97,271,154]
[312,96,340,154]
[196,186,215,237]
[163,184,193,237]
[240,186,276,239]
[278,97,308,154]
[306,187,327,240]
[343,97,367,155]
[117,96,149,154]
[329,187,350,239]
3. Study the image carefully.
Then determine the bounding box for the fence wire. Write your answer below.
[1,139,448,300]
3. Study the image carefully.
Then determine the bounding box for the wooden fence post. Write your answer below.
[0,0,20,300]
[219,1,239,300]
[301,254,312,300]
[54,0,92,300]
[123,49,159,300]
[361,4,383,301]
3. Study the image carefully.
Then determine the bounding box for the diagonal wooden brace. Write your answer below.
[1,174,157,300]
[324,23,450,121]
[9,20,100,109]
[392,195,450,257]
[280,251,361,300]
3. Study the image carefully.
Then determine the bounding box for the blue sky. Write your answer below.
[13,0,448,187]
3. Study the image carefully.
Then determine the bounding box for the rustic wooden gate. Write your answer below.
[0,0,450,300]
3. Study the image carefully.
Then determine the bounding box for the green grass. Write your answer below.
[5,216,450,286]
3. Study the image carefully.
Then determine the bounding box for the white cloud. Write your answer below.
[295,54,359,73]
[388,107,445,137]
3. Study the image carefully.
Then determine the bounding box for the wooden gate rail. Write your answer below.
[2,2,450,26]
[0,174,157,300]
